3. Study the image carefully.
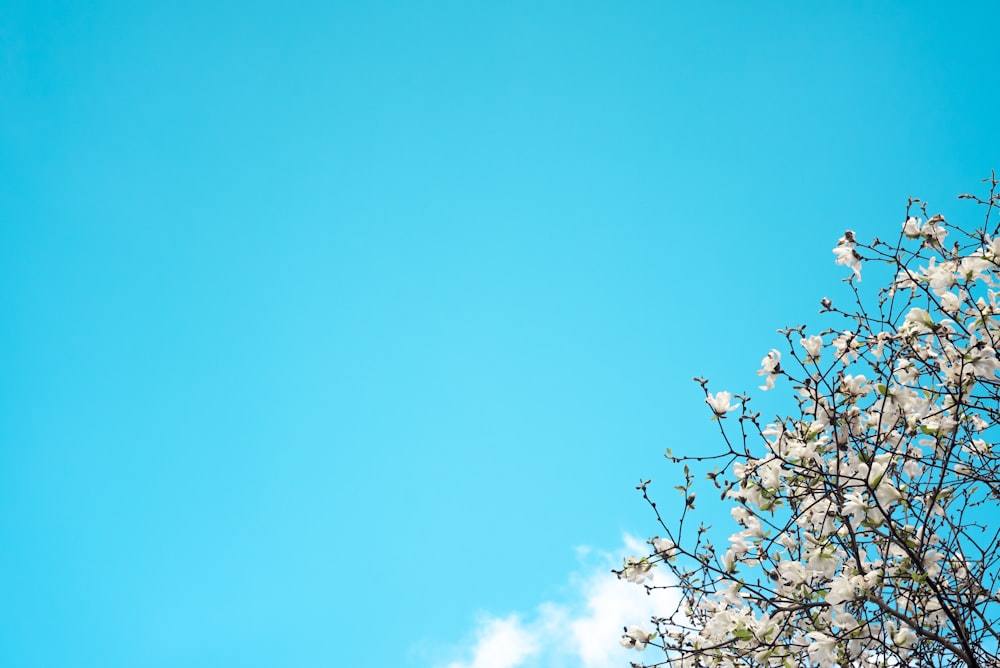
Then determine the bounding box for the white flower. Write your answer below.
[969,438,992,455]
[869,331,894,358]
[806,631,840,667]
[722,547,738,573]
[893,626,916,648]
[826,574,857,606]
[866,459,889,488]
[874,480,902,506]
[801,335,823,360]
[988,236,1000,259]
[926,261,958,296]
[806,545,839,579]
[903,216,923,238]
[902,457,923,478]
[840,374,870,399]
[864,457,903,508]
[841,491,867,529]
[895,359,919,385]
[832,331,859,364]
[904,307,933,332]
[922,549,943,578]
[620,625,656,651]
[652,537,677,559]
[778,559,808,583]
[621,556,653,584]
[705,391,739,416]
[923,215,948,245]
[757,349,781,390]
[940,291,963,313]
[833,234,862,281]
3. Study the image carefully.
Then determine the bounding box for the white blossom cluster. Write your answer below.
[616,192,1000,668]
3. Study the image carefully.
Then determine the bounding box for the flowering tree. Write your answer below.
[617,178,1000,668]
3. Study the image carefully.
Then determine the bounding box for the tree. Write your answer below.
[616,177,1000,668]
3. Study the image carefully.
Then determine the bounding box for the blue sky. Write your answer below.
[2,2,998,667]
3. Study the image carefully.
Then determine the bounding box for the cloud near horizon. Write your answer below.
[432,536,680,668]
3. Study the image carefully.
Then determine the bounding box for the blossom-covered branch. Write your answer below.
[616,176,1000,668]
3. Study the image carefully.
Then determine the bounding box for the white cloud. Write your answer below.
[433,536,680,668]
[441,615,540,668]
